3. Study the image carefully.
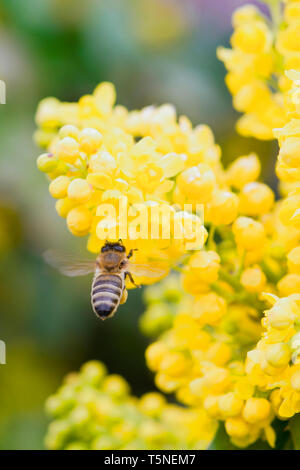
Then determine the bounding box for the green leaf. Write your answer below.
[290,414,300,450]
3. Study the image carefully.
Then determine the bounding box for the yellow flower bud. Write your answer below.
[55,137,80,163]
[102,375,130,397]
[89,151,116,173]
[79,128,102,154]
[287,247,300,274]
[66,206,92,236]
[55,198,75,218]
[37,153,58,172]
[226,153,260,190]
[239,182,274,216]
[176,164,216,203]
[93,81,116,114]
[279,137,300,169]
[192,293,226,325]
[48,160,69,178]
[203,395,220,417]
[270,389,283,414]
[233,217,265,250]
[242,397,271,424]
[139,393,166,418]
[279,193,300,228]
[291,369,300,392]
[231,21,272,54]
[35,97,61,128]
[145,342,168,371]
[265,343,291,369]
[160,352,189,377]
[234,377,255,400]
[277,274,300,296]
[225,417,250,438]
[268,297,299,330]
[188,250,220,283]
[49,176,70,199]
[206,190,239,225]
[232,5,260,27]
[190,378,205,397]
[206,342,232,366]
[218,392,244,418]
[240,265,266,293]
[67,178,92,204]
[80,360,107,383]
[234,81,271,114]
[202,366,231,394]
[58,125,79,140]
[276,157,300,184]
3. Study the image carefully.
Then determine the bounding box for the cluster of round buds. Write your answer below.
[246,294,300,419]
[276,70,300,252]
[35,74,282,288]
[145,301,275,448]
[36,81,279,288]
[276,70,300,187]
[274,72,300,295]
[36,82,231,281]
[245,64,300,422]
[217,2,300,140]
[45,361,214,450]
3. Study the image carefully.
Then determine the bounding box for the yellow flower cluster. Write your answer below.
[35,82,233,279]
[40,0,300,451]
[45,361,215,450]
[246,294,300,418]
[242,68,300,422]
[143,3,300,449]
[144,290,276,448]
[217,1,300,140]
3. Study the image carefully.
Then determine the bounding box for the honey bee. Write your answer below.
[44,240,165,320]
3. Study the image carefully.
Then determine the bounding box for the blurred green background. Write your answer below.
[0,0,278,449]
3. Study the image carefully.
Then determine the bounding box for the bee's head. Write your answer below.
[100,241,127,272]
[101,240,126,254]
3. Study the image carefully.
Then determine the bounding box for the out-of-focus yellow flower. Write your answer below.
[226,153,261,189]
[241,266,266,293]
[239,182,274,216]
[217,1,300,140]
[233,217,265,251]
[45,361,214,450]
[287,246,300,273]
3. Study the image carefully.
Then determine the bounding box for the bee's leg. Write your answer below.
[120,288,128,305]
[127,248,138,259]
[125,271,141,288]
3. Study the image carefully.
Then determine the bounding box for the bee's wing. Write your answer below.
[128,261,169,279]
[43,249,96,277]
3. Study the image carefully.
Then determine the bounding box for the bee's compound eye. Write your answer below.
[114,245,125,252]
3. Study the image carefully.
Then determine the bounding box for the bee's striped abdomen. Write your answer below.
[91,273,123,320]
